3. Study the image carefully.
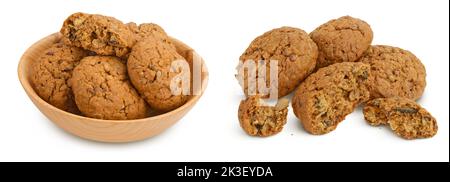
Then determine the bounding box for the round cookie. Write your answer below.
[31,42,89,114]
[70,56,148,120]
[359,45,426,100]
[127,36,190,112]
[292,62,371,135]
[310,16,373,68]
[238,26,318,98]
[61,12,136,58]
[238,96,289,137]
[363,97,437,139]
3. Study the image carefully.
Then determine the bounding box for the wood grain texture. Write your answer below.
[18,33,209,143]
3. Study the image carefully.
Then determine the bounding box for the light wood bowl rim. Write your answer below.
[18,33,209,124]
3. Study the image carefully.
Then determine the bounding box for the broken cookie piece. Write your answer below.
[238,96,289,137]
[363,97,438,139]
[292,62,371,135]
[60,12,136,58]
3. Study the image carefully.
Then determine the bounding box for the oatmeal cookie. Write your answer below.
[70,56,148,120]
[127,22,175,48]
[127,36,190,112]
[238,26,318,98]
[363,97,437,139]
[60,12,136,58]
[238,95,289,137]
[310,16,373,68]
[359,45,426,100]
[31,42,89,113]
[127,22,168,38]
[292,62,371,135]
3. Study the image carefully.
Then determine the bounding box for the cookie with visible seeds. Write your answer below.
[60,12,136,58]
[238,95,289,137]
[360,45,426,100]
[238,26,318,98]
[127,36,190,112]
[292,62,371,135]
[70,56,149,120]
[31,42,89,114]
[310,16,373,68]
[363,97,437,139]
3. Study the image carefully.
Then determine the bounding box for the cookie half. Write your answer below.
[363,97,437,139]
[61,12,136,58]
[292,62,371,135]
[238,96,289,137]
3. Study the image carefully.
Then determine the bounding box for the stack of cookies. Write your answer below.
[237,16,437,139]
[31,12,191,120]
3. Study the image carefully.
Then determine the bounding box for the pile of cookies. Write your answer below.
[237,16,438,139]
[31,12,191,120]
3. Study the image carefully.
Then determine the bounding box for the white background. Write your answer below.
[0,0,448,162]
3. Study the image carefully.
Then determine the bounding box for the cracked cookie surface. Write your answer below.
[363,97,437,139]
[238,26,318,98]
[31,42,89,114]
[60,12,136,58]
[292,62,371,135]
[70,56,148,120]
[359,45,426,100]
[238,95,289,137]
[310,16,373,68]
[127,36,189,112]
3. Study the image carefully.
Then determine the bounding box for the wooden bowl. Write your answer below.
[18,33,208,143]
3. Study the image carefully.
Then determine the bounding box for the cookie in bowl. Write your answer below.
[128,35,190,112]
[70,56,149,120]
[30,42,90,114]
